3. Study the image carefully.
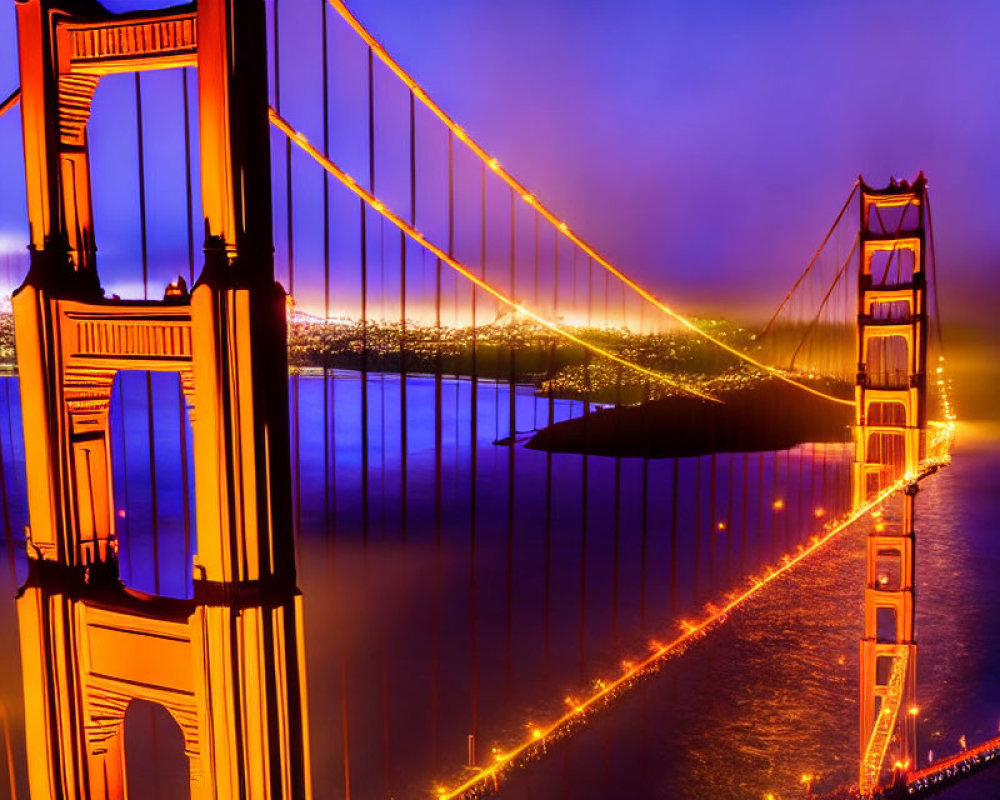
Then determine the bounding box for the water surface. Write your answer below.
[0,374,993,800]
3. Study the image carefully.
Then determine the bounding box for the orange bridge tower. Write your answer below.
[855,175,928,794]
[12,0,312,796]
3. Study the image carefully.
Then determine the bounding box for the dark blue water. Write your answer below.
[1,372,994,799]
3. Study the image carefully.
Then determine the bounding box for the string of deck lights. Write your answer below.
[269,107,722,403]
[429,437,953,800]
[325,1,855,408]
[2,70,960,798]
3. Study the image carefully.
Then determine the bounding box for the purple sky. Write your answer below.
[1,0,999,326]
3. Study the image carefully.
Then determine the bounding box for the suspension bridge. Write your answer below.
[0,0,985,798]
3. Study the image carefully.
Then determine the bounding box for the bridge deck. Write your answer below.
[870,735,1000,798]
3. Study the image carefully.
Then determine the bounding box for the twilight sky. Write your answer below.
[1,0,998,326]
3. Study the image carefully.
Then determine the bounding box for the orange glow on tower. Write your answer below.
[11,0,312,797]
[856,175,928,794]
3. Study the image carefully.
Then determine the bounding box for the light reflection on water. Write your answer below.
[498,424,1000,799]
[0,374,995,799]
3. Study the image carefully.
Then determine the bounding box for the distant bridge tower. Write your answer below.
[12,0,312,797]
[855,174,928,794]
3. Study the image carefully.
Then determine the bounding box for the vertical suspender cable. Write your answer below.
[363,43,373,348]
[274,0,300,562]
[283,0,298,548]
[367,45,375,197]
[693,455,701,599]
[399,89,413,544]
[321,0,333,548]
[740,452,748,573]
[480,161,486,314]
[770,450,778,561]
[322,0,331,321]
[135,74,160,594]
[116,381,134,578]
[373,41,390,779]
[612,452,621,639]
[504,189,517,700]
[725,453,734,582]
[708,453,717,589]
[572,247,577,312]
[587,256,593,328]
[604,271,609,328]
[639,444,649,629]
[757,452,765,567]
[669,458,679,614]
[508,186,516,431]
[470,159,480,378]
[532,213,540,421]
[447,127,457,468]
[0,405,12,585]
[579,349,591,671]
[430,112,443,773]
[470,157,485,746]
[448,130,455,285]
[360,45,372,548]
[178,387,191,596]
[925,192,944,355]
[553,233,559,319]
[179,67,194,591]
[782,448,790,552]
[508,183,517,429]
[796,441,805,542]
[181,68,194,284]
[144,394,159,593]
[446,127,455,527]
[274,0,294,298]
[544,230,557,673]
[504,186,516,700]
[533,211,539,307]
[135,76,149,301]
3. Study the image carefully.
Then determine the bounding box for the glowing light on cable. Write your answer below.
[269,107,721,403]
[323,0,853,407]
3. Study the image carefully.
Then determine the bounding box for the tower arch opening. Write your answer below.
[109,369,195,599]
[124,699,190,800]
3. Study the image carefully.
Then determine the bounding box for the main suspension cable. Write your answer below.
[0,88,19,120]
[269,107,721,403]
[321,3,853,406]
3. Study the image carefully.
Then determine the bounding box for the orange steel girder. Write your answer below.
[12,0,311,797]
[855,175,928,794]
